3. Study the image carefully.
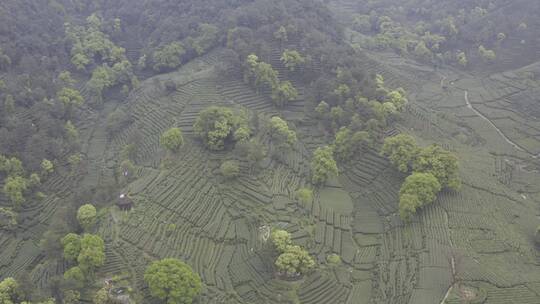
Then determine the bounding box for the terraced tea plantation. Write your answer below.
[1,1,540,303]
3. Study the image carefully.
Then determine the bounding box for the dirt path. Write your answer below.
[439,255,456,304]
[463,90,536,157]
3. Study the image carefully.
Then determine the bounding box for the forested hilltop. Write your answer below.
[1,1,539,304]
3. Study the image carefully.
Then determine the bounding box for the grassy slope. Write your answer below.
[1,2,539,304]
[326,1,540,303]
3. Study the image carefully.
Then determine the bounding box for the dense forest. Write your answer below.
[0,0,539,304]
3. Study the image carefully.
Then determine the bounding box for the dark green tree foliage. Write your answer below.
[270,229,315,277]
[280,49,305,71]
[0,277,24,304]
[295,188,313,206]
[63,266,85,289]
[268,116,297,150]
[3,176,28,207]
[412,145,461,190]
[65,14,127,70]
[144,258,202,304]
[0,207,17,231]
[220,160,240,179]
[271,81,298,107]
[188,23,220,56]
[333,127,372,161]
[381,134,419,172]
[61,233,81,262]
[399,172,441,221]
[245,54,298,107]
[153,42,186,71]
[0,156,24,176]
[193,106,250,151]
[275,245,315,277]
[311,146,338,186]
[76,204,97,231]
[77,234,105,274]
[160,127,184,153]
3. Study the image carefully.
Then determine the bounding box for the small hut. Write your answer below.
[117,194,134,211]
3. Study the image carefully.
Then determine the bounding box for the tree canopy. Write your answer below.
[311,146,338,186]
[398,172,441,221]
[193,106,250,150]
[268,116,297,150]
[153,42,186,71]
[77,204,97,231]
[144,258,202,304]
[275,245,315,277]
[412,145,460,190]
[381,134,419,172]
[160,127,184,152]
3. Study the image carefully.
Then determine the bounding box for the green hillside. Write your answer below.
[0,1,539,304]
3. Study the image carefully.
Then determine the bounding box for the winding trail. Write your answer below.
[463,90,536,157]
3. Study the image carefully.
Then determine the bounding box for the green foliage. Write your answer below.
[77,234,105,273]
[3,176,28,207]
[87,65,116,98]
[144,258,202,304]
[66,14,127,71]
[245,138,267,167]
[478,45,496,61]
[381,134,418,173]
[61,233,81,262]
[413,41,432,62]
[399,172,441,221]
[59,71,75,86]
[326,253,341,265]
[274,26,288,43]
[295,188,313,206]
[40,159,54,175]
[385,88,408,111]
[153,42,186,71]
[65,121,79,144]
[246,54,279,90]
[57,87,83,109]
[352,14,371,33]
[220,160,240,179]
[0,208,17,230]
[398,193,422,222]
[63,266,85,289]
[457,51,468,67]
[275,245,315,277]
[77,204,97,231]
[189,23,219,56]
[193,106,250,150]
[62,290,80,304]
[245,53,297,107]
[271,229,292,252]
[0,156,24,176]
[280,49,305,71]
[93,288,109,304]
[315,101,330,118]
[68,153,82,169]
[0,277,22,304]
[268,116,297,149]
[333,127,371,161]
[160,127,184,152]
[271,80,298,107]
[106,108,132,136]
[311,146,338,185]
[28,173,40,188]
[412,145,460,190]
